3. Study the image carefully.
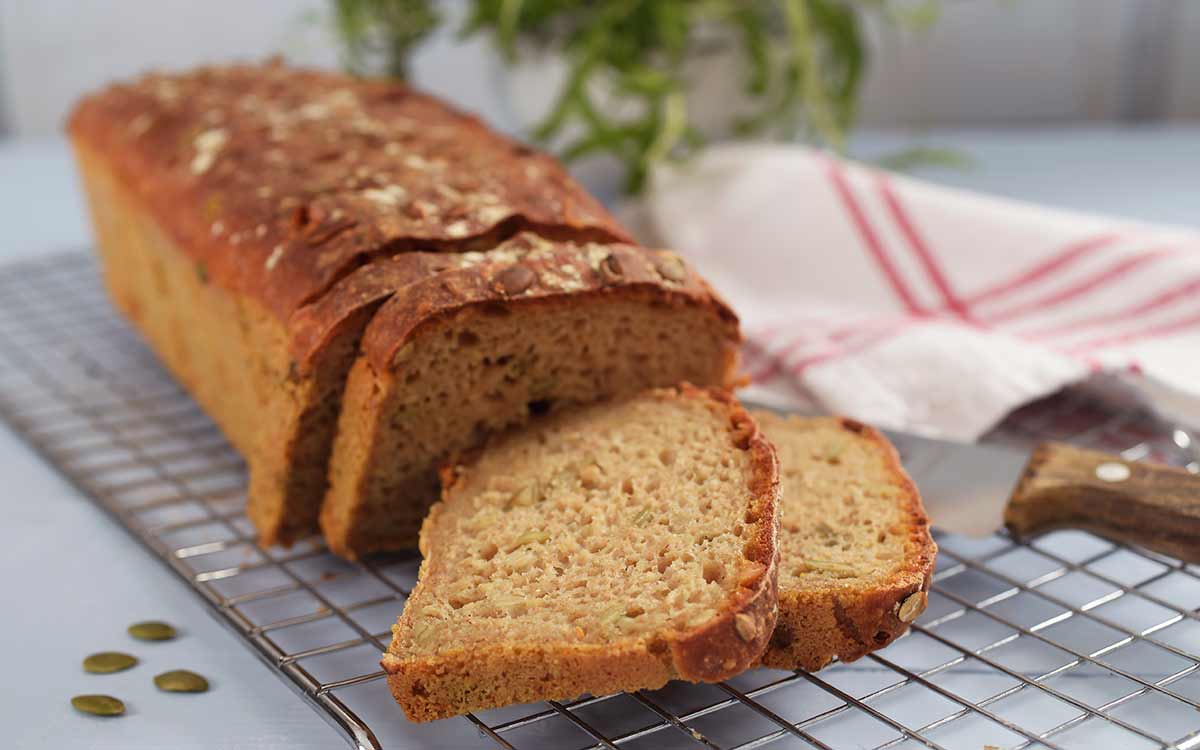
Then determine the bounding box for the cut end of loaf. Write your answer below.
[751,412,937,671]
[382,385,779,721]
[318,240,742,558]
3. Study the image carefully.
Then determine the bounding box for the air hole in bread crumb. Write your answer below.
[458,330,480,346]
[621,478,634,495]
[528,399,552,416]
[873,631,890,644]
[480,542,498,561]
[658,448,675,466]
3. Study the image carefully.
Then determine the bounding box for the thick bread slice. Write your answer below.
[752,413,936,671]
[382,385,780,722]
[320,237,740,558]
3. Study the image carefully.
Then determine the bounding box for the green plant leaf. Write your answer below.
[335,0,943,193]
[875,145,974,172]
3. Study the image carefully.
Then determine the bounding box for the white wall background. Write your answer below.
[1,0,1197,138]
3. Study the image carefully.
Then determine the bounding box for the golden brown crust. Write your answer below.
[381,385,780,721]
[667,386,781,681]
[362,239,739,371]
[756,415,937,671]
[67,62,629,324]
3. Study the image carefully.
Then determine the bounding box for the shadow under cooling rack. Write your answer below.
[1,253,1199,750]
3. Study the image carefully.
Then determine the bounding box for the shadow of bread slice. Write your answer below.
[751,413,937,671]
[382,385,780,722]
[320,237,741,558]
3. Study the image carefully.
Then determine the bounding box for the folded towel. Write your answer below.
[632,144,1200,440]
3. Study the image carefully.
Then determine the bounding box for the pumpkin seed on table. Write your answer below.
[71,694,125,716]
[128,620,176,641]
[154,669,209,693]
[82,651,138,674]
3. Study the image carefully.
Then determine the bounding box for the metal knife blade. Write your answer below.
[880,427,1200,565]
[746,402,1200,557]
[880,429,1031,537]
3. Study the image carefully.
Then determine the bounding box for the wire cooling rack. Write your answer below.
[2,252,1200,750]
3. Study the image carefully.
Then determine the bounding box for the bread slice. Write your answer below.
[751,413,936,671]
[382,385,780,722]
[319,238,740,558]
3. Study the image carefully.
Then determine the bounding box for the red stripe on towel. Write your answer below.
[1065,308,1200,353]
[964,232,1120,308]
[1022,275,1200,341]
[980,247,1173,325]
[826,160,925,314]
[877,175,971,320]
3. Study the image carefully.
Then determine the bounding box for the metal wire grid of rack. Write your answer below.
[2,252,1200,750]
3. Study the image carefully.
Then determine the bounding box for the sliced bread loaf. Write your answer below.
[382,385,780,722]
[751,413,936,671]
[70,64,629,550]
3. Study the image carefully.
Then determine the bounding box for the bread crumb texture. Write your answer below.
[753,413,936,671]
[383,386,779,721]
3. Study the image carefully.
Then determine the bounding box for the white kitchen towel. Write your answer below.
[633,143,1200,441]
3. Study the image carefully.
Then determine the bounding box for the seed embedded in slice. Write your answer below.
[154,669,209,693]
[71,694,125,716]
[83,651,138,674]
[128,620,177,641]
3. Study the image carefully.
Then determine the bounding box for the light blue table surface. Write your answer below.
[1,127,1197,749]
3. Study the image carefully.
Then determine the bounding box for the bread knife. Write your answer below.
[880,428,1200,563]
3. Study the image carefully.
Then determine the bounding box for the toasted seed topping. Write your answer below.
[897,591,928,623]
[496,264,536,296]
[801,558,858,577]
[510,482,540,507]
[653,253,688,284]
[71,694,125,716]
[599,253,624,282]
[83,652,138,674]
[601,607,625,626]
[509,530,552,550]
[734,612,758,642]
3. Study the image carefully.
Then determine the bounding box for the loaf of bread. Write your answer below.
[751,412,936,670]
[383,385,780,721]
[68,63,740,552]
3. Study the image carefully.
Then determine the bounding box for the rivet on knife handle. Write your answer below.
[1004,442,1200,564]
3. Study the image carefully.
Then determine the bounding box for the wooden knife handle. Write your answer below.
[1005,442,1200,564]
